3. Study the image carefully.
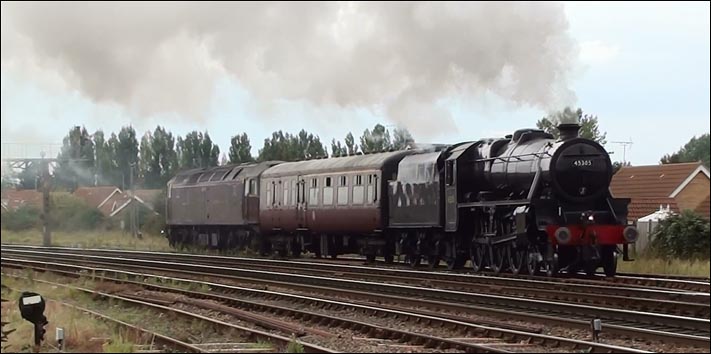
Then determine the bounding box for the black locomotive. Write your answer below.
[166,123,637,276]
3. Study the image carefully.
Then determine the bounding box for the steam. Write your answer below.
[2,2,577,137]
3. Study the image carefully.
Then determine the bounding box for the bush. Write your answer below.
[1,205,41,231]
[650,210,710,260]
[50,194,105,231]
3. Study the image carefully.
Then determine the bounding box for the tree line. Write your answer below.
[7,106,707,191]
[10,123,415,191]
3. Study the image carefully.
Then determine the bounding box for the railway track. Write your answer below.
[1,257,652,353]
[2,245,707,317]
[2,246,709,349]
[2,273,336,353]
[0,291,208,353]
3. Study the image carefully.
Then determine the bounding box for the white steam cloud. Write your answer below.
[1,2,577,138]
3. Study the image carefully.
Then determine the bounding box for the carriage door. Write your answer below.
[244,178,259,222]
[296,177,307,228]
[444,159,458,232]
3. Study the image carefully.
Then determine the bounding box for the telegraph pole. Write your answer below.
[5,155,57,247]
[4,154,87,247]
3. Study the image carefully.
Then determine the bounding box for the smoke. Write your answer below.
[2,2,577,138]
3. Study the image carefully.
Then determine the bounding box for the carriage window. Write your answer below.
[271,181,276,205]
[283,180,289,205]
[353,175,364,204]
[339,176,347,186]
[325,177,332,187]
[249,179,258,195]
[309,178,319,205]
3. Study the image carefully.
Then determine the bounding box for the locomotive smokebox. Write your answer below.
[558,123,581,141]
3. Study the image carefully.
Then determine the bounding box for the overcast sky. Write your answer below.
[1,1,709,165]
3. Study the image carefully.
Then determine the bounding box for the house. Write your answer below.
[73,186,158,218]
[1,189,43,211]
[73,186,122,213]
[610,162,710,221]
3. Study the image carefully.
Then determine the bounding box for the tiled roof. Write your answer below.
[132,189,161,209]
[610,162,703,198]
[73,186,120,208]
[694,195,710,220]
[628,198,680,221]
[1,189,43,210]
[98,192,131,216]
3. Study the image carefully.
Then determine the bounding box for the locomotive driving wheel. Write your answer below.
[508,245,526,275]
[470,242,487,273]
[406,252,421,268]
[488,244,507,274]
[427,255,441,269]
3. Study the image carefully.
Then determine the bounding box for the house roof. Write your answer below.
[1,189,43,210]
[132,189,161,209]
[98,192,131,216]
[694,195,710,220]
[628,197,680,221]
[610,162,707,199]
[73,186,121,208]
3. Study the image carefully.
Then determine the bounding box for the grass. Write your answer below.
[1,270,247,352]
[286,335,305,353]
[1,277,129,353]
[0,229,172,251]
[618,256,710,277]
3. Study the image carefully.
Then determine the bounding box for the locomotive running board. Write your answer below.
[458,199,530,208]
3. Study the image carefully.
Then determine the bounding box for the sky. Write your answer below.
[1,1,709,166]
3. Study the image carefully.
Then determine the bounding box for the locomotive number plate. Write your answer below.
[573,159,592,167]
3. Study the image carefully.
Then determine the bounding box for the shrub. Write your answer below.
[650,210,710,260]
[50,194,105,231]
[1,205,41,231]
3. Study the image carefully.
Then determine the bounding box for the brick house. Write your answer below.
[73,186,159,218]
[1,189,43,211]
[610,162,710,221]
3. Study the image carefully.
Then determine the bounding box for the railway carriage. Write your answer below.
[258,151,413,259]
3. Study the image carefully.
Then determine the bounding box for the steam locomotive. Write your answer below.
[166,123,637,276]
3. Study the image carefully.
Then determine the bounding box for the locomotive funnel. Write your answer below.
[558,123,581,141]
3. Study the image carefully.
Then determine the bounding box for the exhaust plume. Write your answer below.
[2,2,577,138]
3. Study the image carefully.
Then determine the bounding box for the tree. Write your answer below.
[228,133,254,164]
[140,126,178,188]
[536,107,607,145]
[344,132,359,156]
[55,126,95,190]
[139,132,152,186]
[660,133,710,167]
[106,133,122,187]
[392,127,415,150]
[330,139,347,157]
[114,126,140,190]
[93,130,115,186]
[360,124,392,153]
[258,130,327,162]
[177,131,219,169]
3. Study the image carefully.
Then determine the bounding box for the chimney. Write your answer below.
[557,123,581,141]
